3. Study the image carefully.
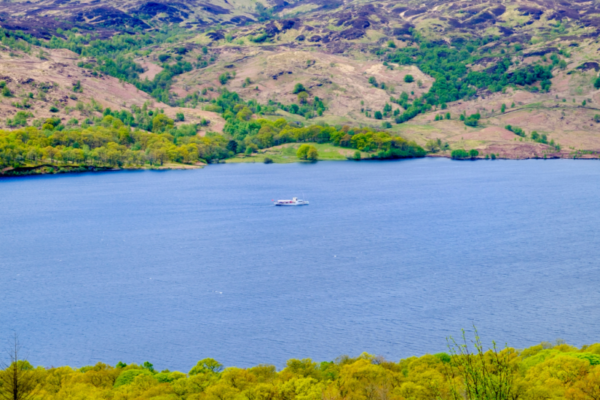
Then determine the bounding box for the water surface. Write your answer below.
[1,158,599,370]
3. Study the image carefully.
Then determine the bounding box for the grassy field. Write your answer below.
[225,142,368,164]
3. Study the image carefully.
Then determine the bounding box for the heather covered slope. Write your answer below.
[1,0,600,166]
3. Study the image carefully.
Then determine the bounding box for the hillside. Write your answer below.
[2,0,600,174]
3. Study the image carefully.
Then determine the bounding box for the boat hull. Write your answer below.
[275,201,309,206]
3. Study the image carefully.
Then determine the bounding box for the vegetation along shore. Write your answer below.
[1,336,600,399]
[3,0,600,175]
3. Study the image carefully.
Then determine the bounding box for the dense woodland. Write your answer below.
[0,99,425,174]
[0,112,230,173]
[1,337,600,400]
[0,114,425,174]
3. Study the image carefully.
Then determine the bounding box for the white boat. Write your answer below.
[274,197,309,206]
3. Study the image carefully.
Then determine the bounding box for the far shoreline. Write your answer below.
[3,154,600,179]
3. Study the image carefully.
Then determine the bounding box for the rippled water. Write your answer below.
[1,158,599,370]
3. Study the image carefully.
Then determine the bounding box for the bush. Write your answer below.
[219,73,231,85]
[505,125,525,137]
[463,113,480,127]
[374,111,383,120]
[176,113,185,122]
[297,91,309,104]
[2,86,12,97]
[263,157,273,164]
[297,144,318,161]
[158,54,170,63]
[292,83,306,94]
[72,80,82,93]
[49,106,59,113]
[152,114,174,132]
[469,149,479,158]
[451,149,470,159]
[114,369,154,388]
[352,151,361,160]
[404,74,414,83]
[307,147,318,161]
[531,131,548,144]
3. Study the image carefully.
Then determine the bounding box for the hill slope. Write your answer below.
[1,0,600,166]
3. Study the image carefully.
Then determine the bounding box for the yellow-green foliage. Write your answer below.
[241,118,425,159]
[0,122,230,172]
[2,342,600,400]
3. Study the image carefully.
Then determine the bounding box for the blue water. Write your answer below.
[1,158,599,371]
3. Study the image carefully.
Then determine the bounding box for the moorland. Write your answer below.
[2,0,600,175]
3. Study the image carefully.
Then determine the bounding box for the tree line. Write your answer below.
[0,115,229,174]
[213,90,425,159]
[1,336,599,400]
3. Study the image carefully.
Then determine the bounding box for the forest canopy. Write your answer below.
[0,94,425,175]
[1,339,600,400]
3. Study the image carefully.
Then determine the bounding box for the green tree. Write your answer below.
[219,73,231,85]
[0,335,37,400]
[297,144,318,160]
[404,74,414,83]
[501,103,506,113]
[307,146,318,161]
[236,107,253,121]
[152,114,174,133]
[189,358,223,376]
[595,77,600,90]
[425,139,440,153]
[374,111,383,120]
[464,113,480,127]
[293,83,306,94]
[451,149,469,159]
[297,91,309,104]
[559,59,568,69]
[469,149,479,158]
